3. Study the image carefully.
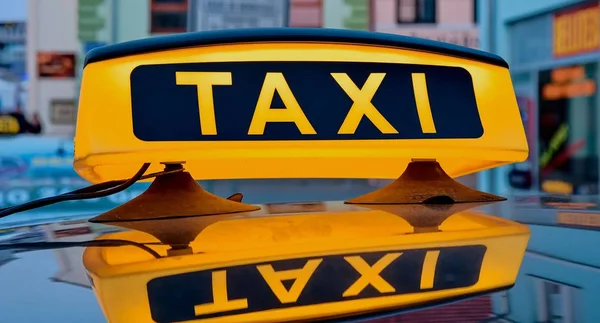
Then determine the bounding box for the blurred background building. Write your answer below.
[188,0,289,30]
[0,0,26,114]
[478,0,600,197]
[26,0,79,135]
[372,0,478,48]
[477,1,600,323]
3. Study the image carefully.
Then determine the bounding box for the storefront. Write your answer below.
[507,0,600,195]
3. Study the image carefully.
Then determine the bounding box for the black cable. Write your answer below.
[0,239,162,259]
[0,166,182,212]
[70,167,183,194]
[0,163,151,218]
[0,168,145,216]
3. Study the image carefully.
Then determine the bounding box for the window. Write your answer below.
[289,0,323,28]
[50,99,76,125]
[534,278,579,323]
[496,290,510,315]
[151,12,187,33]
[544,282,565,323]
[150,0,188,34]
[150,0,188,9]
[538,63,599,194]
[397,0,436,24]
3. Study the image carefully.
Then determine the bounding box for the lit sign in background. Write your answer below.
[553,2,600,58]
[558,212,600,228]
[538,62,598,194]
[542,65,596,101]
[37,52,76,78]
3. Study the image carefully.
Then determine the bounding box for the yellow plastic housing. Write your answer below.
[74,29,528,183]
[83,202,530,323]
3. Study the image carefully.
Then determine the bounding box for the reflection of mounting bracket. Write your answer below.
[99,214,248,256]
[358,202,490,233]
[89,163,260,223]
[88,163,261,255]
[346,159,506,204]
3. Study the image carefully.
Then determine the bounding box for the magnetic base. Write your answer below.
[89,168,261,251]
[90,170,260,223]
[346,160,506,204]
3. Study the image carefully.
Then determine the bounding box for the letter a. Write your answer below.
[257,259,322,303]
[248,72,316,135]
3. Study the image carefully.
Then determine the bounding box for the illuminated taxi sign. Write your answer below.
[75,28,528,183]
[147,245,485,322]
[131,63,482,141]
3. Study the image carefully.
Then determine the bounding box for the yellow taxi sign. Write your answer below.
[83,201,530,323]
[146,245,483,322]
[75,28,528,183]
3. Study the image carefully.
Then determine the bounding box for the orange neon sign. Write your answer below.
[553,3,600,57]
[542,65,596,100]
[542,80,596,100]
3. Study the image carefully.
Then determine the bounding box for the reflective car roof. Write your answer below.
[1,195,598,322]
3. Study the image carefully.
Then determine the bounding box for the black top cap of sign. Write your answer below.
[84,28,508,68]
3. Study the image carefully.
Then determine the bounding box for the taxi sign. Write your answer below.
[83,201,529,323]
[75,28,528,183]
[77,29,531,323]
[147,246,484,322]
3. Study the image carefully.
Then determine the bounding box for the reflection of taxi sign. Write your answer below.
[75,28,527,183]
[84,202,529,323]
[147,246,484,322]
[78,28,530,323]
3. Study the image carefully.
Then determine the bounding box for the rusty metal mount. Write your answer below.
[88,165,261,253]
[345,159,506,204]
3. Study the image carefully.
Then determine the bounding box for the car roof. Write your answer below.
[0,195,597,322]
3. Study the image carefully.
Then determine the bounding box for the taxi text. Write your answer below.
[146,245,486,322]
[130,62,483,141]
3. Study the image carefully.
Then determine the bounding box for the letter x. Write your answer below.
[342,253,401,297]
[331,73,398,135]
